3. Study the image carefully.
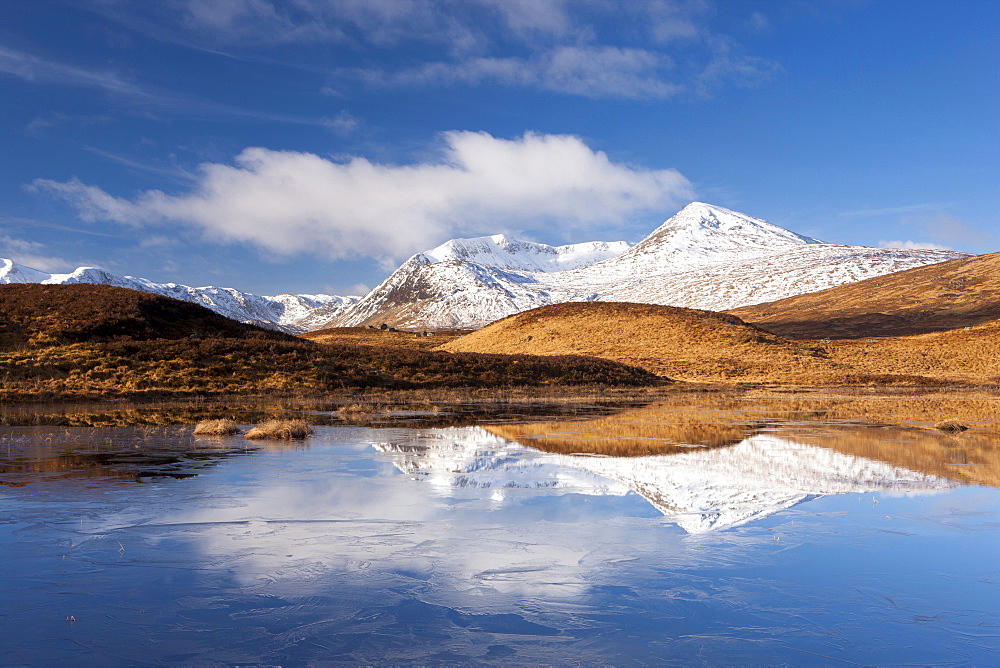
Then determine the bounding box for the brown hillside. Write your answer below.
[823,319,1000,386]
[441,301,1000,385]
[0,285,662,401]
[727,252,1000,339]
[0,283,292,349]
[441,302,835,383]
[302,326,471,349]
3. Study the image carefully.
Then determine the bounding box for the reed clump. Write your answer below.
[244,419,312,440]
[935,418,969,433]
[193,418,240,435]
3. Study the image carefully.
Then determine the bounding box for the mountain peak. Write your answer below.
[1,258,53,284]
[623,202,824,262]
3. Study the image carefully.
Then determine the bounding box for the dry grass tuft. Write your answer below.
[244,419,312,440]
[935,418,969,433]
[193,418,239,435]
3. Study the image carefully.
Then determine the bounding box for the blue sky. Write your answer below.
[1,0,997,296]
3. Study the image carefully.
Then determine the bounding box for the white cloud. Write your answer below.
[878,240,953,251]
[31,131,693,263]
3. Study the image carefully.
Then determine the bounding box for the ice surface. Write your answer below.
[0,421,997,664]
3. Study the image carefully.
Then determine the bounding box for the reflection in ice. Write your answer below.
[373,427,955,532]
[1,414,998,665]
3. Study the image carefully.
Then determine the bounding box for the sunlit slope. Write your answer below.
[823,318,1000,385]
[728,251,1000,339]
[441,302,835,383]
[441,301,1000,385]
[0,285,663,400]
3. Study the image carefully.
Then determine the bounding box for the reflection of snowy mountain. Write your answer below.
[372,427,957,533]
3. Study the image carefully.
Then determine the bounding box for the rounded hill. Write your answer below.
[0,283,292,350]
[441,302,835,383]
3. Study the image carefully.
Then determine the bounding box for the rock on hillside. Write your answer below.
[727,251,1000,339]
[326,203,966,330]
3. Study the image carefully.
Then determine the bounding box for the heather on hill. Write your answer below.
[0,284,293,349]
[0,285,660,401]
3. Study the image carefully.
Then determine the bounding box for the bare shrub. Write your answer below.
[193,418,239,435]
[244,419,312,440]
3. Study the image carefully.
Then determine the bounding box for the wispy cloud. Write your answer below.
[87,1,780,101]
[0,44,141,95]
[32,131,694,262]
[916,212,998,250]
[0,231,71,272]
[81,146,198,184]
[0,216,121,238]
[838,203,948,217]
[319,110,362,136]
[347,46,683,100]
[1,43,337,127]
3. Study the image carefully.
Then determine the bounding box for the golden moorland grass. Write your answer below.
[193,418,240,435]
[441,302,836,384]
[244,419,312,440]
[0,285,663,401]
[441,301,1000,386]
[727,251,1000,339]
[302,326,471,349]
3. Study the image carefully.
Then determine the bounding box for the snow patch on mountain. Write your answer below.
[421,234,631,272]
[0,258,357,334]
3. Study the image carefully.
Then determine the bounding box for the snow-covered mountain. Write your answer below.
[0,258,357,334]
[327,202,967,329]
[2,202,969,333]
[421,234,632,271]
[371,426,956,533]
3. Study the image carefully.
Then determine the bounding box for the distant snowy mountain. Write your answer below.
[2,202,970,333]
[326,202,968,329]
[0,258,357,334]
[421,234,631,271]
[372,426,955,533]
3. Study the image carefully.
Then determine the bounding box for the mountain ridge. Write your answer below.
[325,202,967,329]
[2,202,971,332]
